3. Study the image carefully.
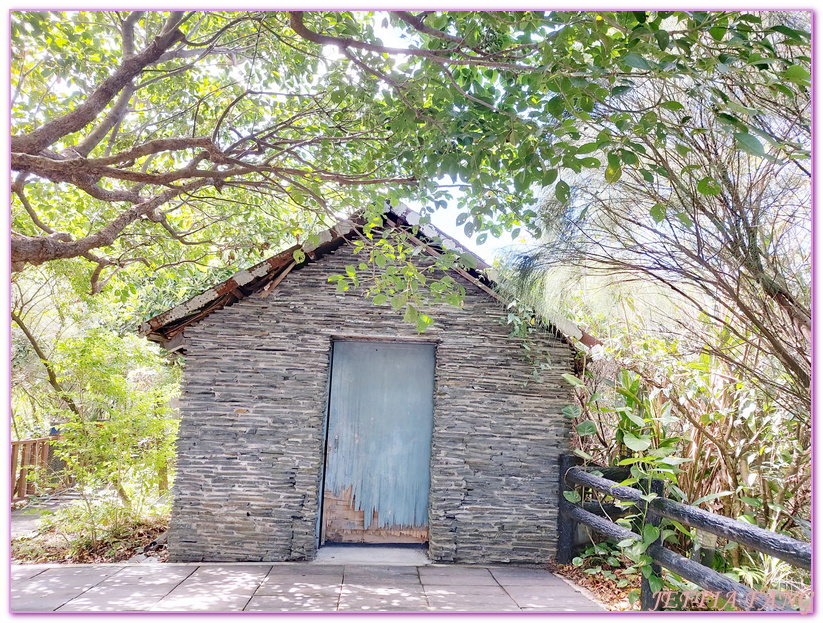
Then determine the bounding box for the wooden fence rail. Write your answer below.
[557,455,810,612]
[10,437,53,503]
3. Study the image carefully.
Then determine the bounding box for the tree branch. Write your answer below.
[11,15,185,155]
[10,311,82,416]
[288,11,532,71]
[10,179,211,270]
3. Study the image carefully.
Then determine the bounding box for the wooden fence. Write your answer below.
[10,437,53,503]
[557,455,811,612]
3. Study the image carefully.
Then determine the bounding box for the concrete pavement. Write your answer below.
[11,562,606,612]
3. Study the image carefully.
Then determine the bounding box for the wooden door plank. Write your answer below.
[322,341,435,544]
[322,487,428,544]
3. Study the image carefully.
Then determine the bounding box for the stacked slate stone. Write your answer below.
[167,248,574,563]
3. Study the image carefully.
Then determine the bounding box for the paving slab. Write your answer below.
[255,581,343,597]
[419,574,500,586]
[268,562,344,575]
[11,565,49,582]
[425,584,511,596]
[344,563,420,576]
[57,594,166,612]
[343,568,422,584]
[29,565,124,589]
[185,564,272,583]
[488,565,569,586]
[150,592,253,612]
[244,594,340,611]
[10,560,605,612]
[11,590,92,612]
[425,594,521,611]
[98,565,195,590]
[338,587,430,611]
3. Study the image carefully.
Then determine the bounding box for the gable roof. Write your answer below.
[139,202,595,350]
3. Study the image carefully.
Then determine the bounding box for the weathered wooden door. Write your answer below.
[321,341,435,544]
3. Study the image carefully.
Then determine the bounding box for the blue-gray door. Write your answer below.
[322,341,435,543]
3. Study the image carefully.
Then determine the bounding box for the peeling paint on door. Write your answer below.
[322,341,435,542]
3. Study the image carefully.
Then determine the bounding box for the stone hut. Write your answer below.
[140,204,583,564]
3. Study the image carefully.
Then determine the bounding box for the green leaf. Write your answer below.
[555,180,570,203]
[543,168,558,186]
[576,420,598,436]
[625,412,645,427]
[650,203,666,223]
[642,523,660,545]
[622,433,652,452]
[692,491,734,506]
[783,65,811,85]
[620,150,638,166]
[709,26,726,41]
[734,132,766,157]
[654,30,670,51]
[292,249,306,264]
[617,538,637,548]
[648,574,664,593]
[416,313,432,332]
[546,95,565,118]
[374,253,387,268]
[769,24,809,40]
[561,373,584,387]
[697,177,722,196]
[675,143,691,157]
[580,157,600,168]
[573,449,593,461]
[605,163,622,183]
[459,253,478,269]
[562,404,582,418]
[659,100,684,111]
[563,489,581,503]
[372,294,388,305]
[623,53,651,71]
[403,305,419,324]
[659,456,692,466]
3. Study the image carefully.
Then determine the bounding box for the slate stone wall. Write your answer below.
[167,248,574,563]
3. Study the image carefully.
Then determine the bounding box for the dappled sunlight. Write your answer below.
[338,582,428,610]
[12,562,604,612]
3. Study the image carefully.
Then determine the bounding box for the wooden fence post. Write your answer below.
[16,443,31,502]
[11,442,20,501]
[640,478,665,611]
[557,453,580,564]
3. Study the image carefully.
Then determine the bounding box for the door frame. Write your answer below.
[316,335,440,549]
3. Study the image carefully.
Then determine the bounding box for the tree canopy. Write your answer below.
[11,10,810,294]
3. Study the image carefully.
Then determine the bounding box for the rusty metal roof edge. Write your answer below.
[138,218,358,337]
